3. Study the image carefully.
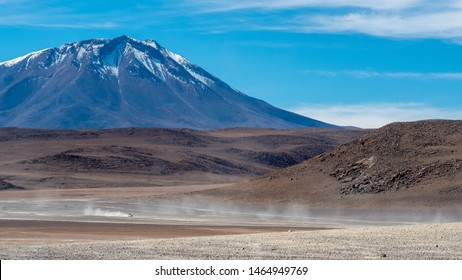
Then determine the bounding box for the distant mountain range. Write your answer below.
[0,35,335,129]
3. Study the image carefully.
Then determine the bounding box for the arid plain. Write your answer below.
[1,122,462,259]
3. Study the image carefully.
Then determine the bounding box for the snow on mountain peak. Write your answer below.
[0,35,214,86]
[0,49,50,68]
[0,35,335,130]
[165,49,188,65]
[143,39,160,50]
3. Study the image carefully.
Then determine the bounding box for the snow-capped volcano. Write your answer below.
[0,35,335,129]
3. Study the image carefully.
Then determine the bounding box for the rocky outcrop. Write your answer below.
[0,179,24,190]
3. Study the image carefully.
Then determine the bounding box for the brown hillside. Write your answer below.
[195,120,462,209]
[0,127,365,189]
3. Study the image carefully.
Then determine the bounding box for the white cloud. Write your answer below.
[0,1,137,29]
[180,0,462,40]
[31,22,119,29]
[302,70,462,80]
[3,0,462,40]
[183,0,421,12]
[303,10,462,39]
[0,0,29,3]
[290,103,462,128]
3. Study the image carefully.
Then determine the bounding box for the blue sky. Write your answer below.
[1,0,462,128]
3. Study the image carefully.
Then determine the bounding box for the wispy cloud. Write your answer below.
[0,13,120,29]
[0,1,152,29]
[181,0,421,12]
[302,70,462,80]
[3,1,462,40]
[290,103,462,128]
[30,22,120,29]
[178,0,462,40]
[301,10,462,39]
[0,0,29,3]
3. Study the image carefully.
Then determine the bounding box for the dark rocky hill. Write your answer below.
[195,120,462,209]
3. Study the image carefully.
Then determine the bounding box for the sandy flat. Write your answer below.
[0,219,315,245]
[1,187,461,260]
[1,223,461,260]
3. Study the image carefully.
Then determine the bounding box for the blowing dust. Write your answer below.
[1,197,460,227]
[84,207,131,218]
[120,197,462,227]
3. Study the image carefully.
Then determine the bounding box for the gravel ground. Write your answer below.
[1,223,461,260]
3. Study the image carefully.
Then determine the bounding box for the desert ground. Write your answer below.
[1,125,461,259]
[1,183,461,259]
[2,221,461,260]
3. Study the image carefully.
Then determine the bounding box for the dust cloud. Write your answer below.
[84,207,131,218]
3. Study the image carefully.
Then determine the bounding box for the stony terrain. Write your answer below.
[0,179,23,190]
[1,223,461,260]
[194,120,462,208]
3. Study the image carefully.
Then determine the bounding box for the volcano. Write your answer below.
[0,35,335,129]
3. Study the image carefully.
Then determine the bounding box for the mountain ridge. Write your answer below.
[0,126,366,189]
[0,35,335,130]
[192,120,462,209]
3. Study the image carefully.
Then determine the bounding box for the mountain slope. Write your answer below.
[0,36,334,129]
[194,120,462,209]
[0,127,365,189]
